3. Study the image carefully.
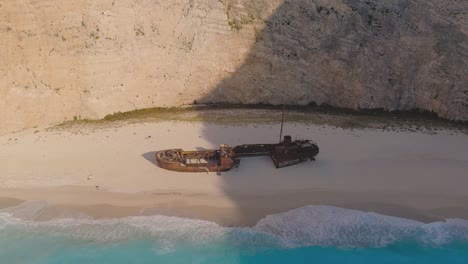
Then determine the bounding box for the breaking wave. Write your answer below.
[254,205,468,248]
[1,202,467,249]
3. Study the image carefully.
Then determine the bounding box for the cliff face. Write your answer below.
[1,0,467,134]
[203,0,468,119]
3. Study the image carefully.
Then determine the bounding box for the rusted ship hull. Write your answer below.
[154,136,319,173]
[155,146,240,173]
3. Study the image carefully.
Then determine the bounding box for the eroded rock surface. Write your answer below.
[1,0,467,134]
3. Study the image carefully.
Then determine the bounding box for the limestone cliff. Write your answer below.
[1,0,467,134]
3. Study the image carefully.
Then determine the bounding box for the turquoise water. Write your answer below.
[1,204,467,264]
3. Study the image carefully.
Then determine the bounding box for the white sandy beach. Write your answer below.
[1,120,467,226]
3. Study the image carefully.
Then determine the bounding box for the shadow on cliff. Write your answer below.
[194,0,468,225]
[150,0,467,226]
[193,0,385,226]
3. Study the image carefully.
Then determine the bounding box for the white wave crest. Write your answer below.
[253,205,468,248]
[0,200,50,220]
[1,203,467,249]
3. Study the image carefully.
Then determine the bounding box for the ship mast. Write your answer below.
[279,104,285,143]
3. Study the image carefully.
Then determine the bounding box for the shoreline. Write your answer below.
[1,186,467,226]
[1,118,468,227]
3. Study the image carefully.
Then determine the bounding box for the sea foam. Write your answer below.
[253,205,468,248]
[1,202,467,249]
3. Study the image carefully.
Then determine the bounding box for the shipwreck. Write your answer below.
[155,135,319,174]
[154,107,319,173]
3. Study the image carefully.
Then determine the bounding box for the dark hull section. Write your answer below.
[233,144,274,157]
[271,156,306,168]
[270,139,319,168]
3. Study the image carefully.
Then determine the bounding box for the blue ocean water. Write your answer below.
[1,203,467,264]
